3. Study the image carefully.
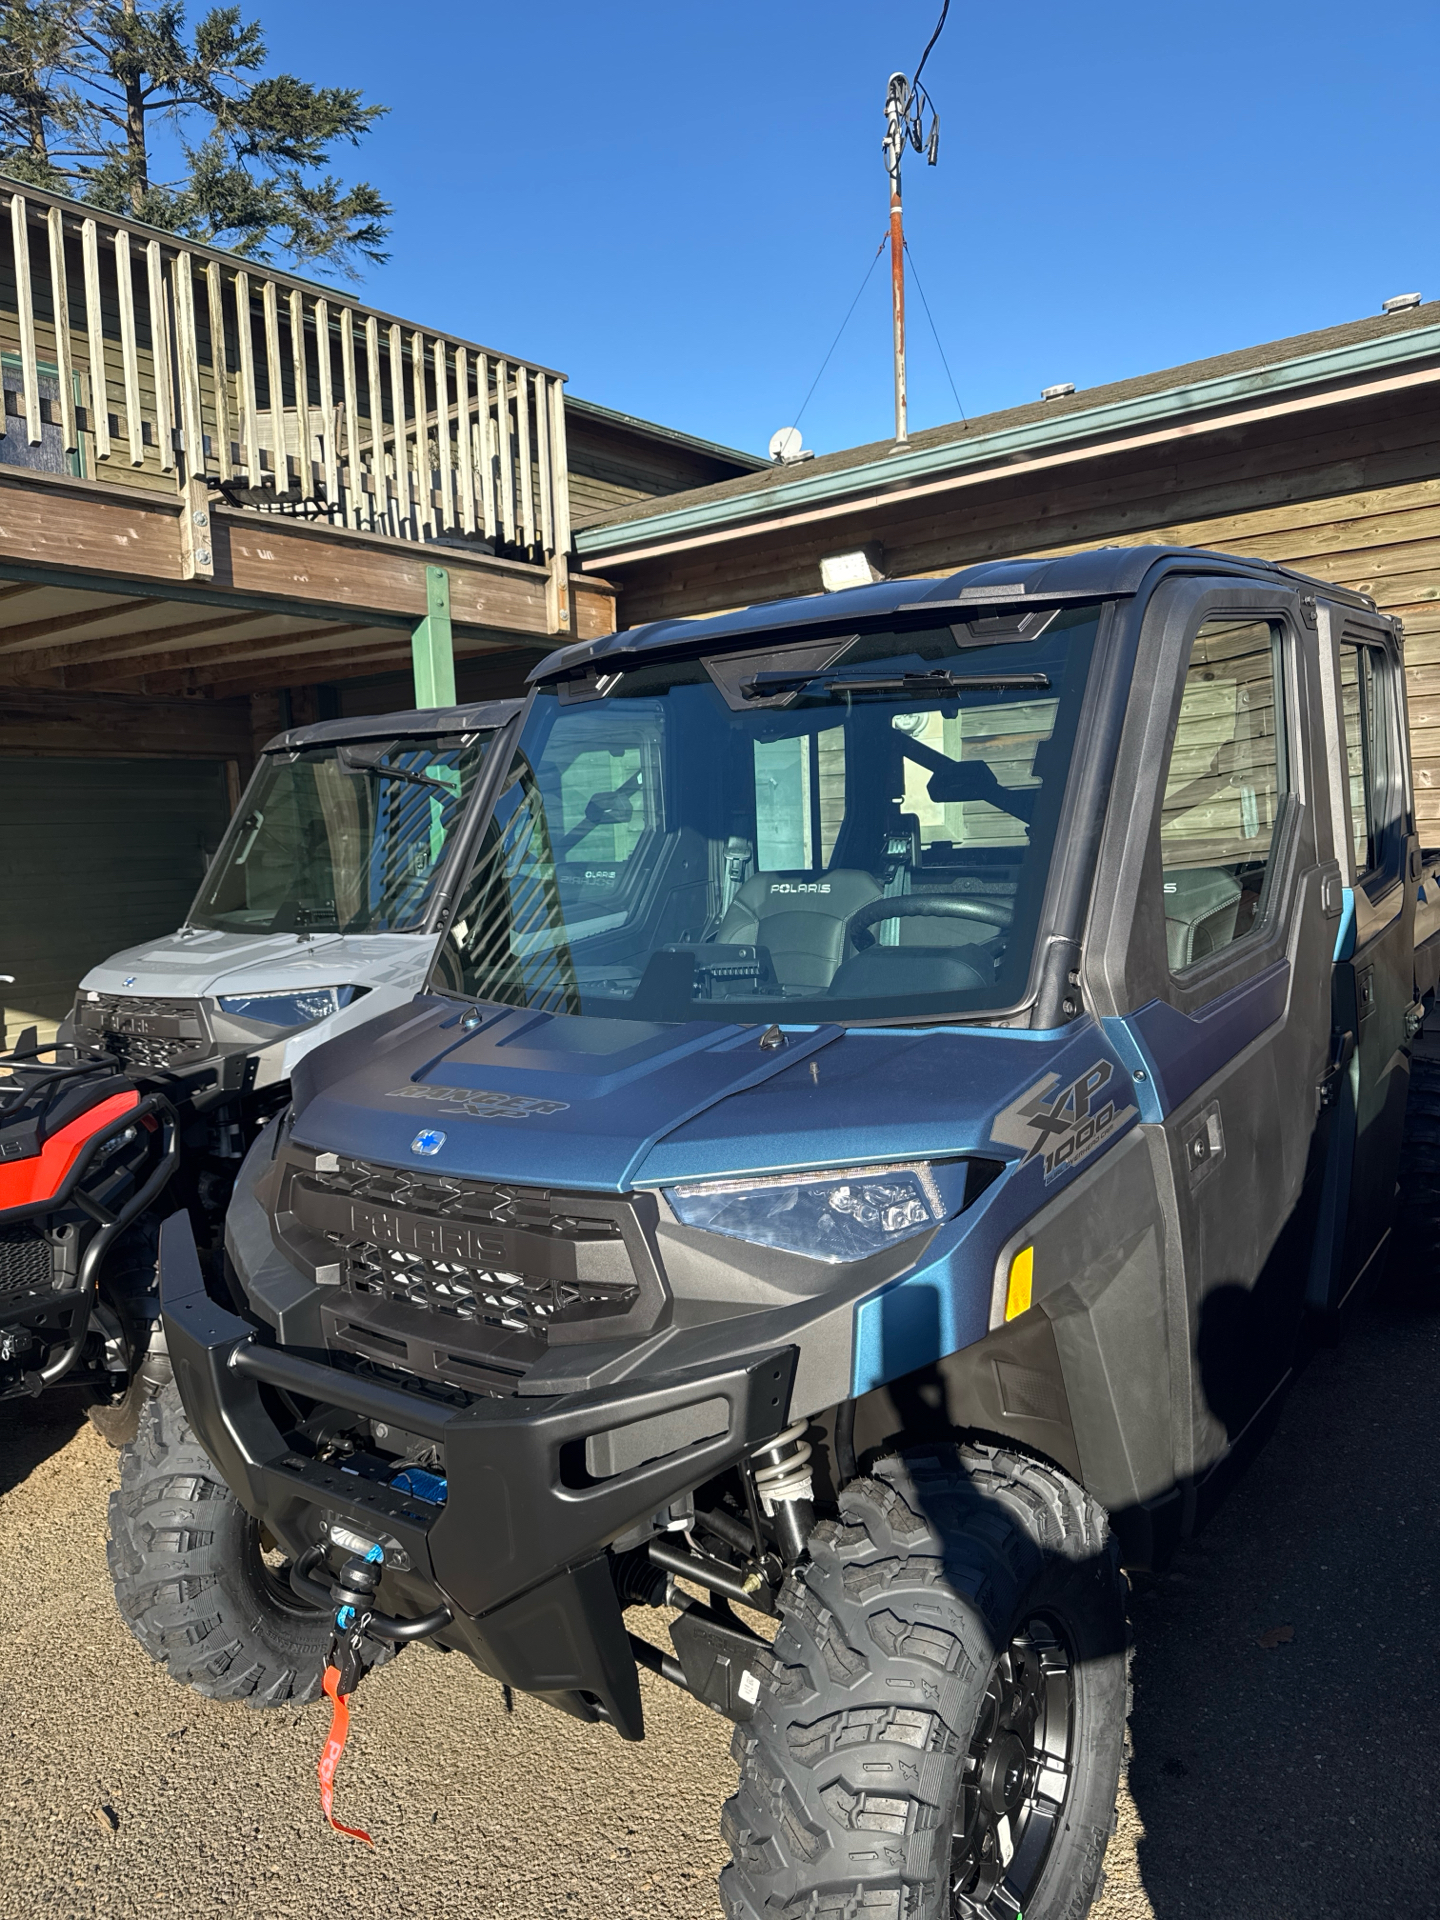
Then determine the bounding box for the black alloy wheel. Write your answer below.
[951,1618,1074,1916]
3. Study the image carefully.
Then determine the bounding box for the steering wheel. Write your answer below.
[846,896,1014,949]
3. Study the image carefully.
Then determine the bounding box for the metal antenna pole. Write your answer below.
[885,74,909,448]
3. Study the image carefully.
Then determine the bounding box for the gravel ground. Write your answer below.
[2,1289,1438,1919]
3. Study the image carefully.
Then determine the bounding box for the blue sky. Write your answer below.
[254,0,1437,462]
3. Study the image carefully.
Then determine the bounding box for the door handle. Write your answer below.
[1317,1029,1355,1110]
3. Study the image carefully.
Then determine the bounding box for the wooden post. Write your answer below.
[535,371,555,556]
[475,351,496,541]
[411,565,455,708]
[172,251,206,478]
[289,288,312,494]
[262,278,284,481]
[339,307,363,527]
[409,330,429,539]
[81,218,111,462]
[494,357,514,548]
[515,363,534,550]
[45,207,75,457]
[546,378,572,634]
[177,473,215,583]
[205,261,233,480]
[234,270,261,480]
[454,345,477,535]
[364,315,387,529]
[146,240,176,473]
[10,196,41,448]
[114,229,145,465]
[433,338,454,533]
[315,298,338,517]
[387,322,412,538]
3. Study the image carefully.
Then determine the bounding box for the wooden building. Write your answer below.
[574,302,1440,831]
[0,181,759,1027]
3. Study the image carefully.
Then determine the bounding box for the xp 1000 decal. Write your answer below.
[990,1058,1137,1182]
[387,1084,571,1120]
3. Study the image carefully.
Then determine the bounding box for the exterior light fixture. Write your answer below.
[819,548,885,592]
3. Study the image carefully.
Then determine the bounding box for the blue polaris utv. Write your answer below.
[110,546,1440,1919]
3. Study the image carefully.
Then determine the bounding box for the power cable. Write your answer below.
[791,233,888,433]
[904,238,966,425]
[912,0,951,88]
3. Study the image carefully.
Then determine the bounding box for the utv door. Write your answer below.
[1311,608,1417,1309]
[1090,581,1338,1499]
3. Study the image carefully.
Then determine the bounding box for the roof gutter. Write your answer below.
[576,321,1440,568]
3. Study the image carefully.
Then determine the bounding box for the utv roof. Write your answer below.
[261,698,524,755]
[530,545,1383,683]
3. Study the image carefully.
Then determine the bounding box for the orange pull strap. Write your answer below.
[318,1665,373,1845]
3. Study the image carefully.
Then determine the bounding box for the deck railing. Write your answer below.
[0,180,572,569]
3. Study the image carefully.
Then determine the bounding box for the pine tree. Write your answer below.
[0,0,94,189]
[0,1,390,278]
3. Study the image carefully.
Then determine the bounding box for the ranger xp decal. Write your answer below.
[388,1084,571,1120]
[990,1059,1136,1182]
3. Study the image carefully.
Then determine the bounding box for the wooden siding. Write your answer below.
[599,379,1440,826]
[0,683,252,758]
[566,414,761,530]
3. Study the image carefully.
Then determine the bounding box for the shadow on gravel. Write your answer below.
[1125,1294,1440,1919]
[0,1388,90,1498]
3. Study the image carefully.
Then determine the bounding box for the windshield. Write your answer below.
[190,731,497,936]
[431,607,1102,1025]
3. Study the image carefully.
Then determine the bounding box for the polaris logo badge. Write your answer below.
[990,1059,1136,1182]
[769,882,830,895]
[389,1084,571,1120]
[411,1129,446,1156]
[122,976,136,987]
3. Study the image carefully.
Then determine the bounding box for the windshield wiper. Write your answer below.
[742,667,1051,699]
[337,744,456,795]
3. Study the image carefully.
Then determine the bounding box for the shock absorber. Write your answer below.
[750,1420,815,1564]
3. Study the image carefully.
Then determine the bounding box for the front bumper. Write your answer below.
[159,1211,796,1738]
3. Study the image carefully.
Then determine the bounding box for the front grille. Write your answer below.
[0,1227,52,1298]
[276,1153,663,1394]
[75,996,211,1071]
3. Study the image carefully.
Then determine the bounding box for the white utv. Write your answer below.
[30,698,520,1435]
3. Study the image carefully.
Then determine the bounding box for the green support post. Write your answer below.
[411,565,456,708]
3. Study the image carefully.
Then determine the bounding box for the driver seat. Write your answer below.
[715,869,882,989]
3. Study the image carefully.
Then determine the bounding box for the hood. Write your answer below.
[291,998,1140,1194]
[80,929,438,1000]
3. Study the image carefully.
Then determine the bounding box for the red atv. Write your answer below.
[0,1027,178,1435]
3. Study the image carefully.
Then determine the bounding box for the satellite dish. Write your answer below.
[769,426,804,464]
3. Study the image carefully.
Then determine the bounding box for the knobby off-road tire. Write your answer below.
[108,1381,339,1707]
[721,1442,1128,1920]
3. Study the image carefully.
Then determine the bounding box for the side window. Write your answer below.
[1339,642,1397,880]
[1159,616,1288,973]
[753,727,846,869]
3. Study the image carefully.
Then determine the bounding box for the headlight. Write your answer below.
[215,985,366,1029]
[665,1162,942,1263]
